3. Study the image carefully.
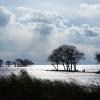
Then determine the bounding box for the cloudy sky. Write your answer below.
[0,0,100,64]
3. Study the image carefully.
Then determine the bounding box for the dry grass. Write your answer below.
[0,70,100,100]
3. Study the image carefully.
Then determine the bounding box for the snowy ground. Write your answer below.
[0,65,100,86]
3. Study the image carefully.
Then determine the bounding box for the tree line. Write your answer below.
[0,44,100,70]
[0,59,34,67]
[47,45,100,71]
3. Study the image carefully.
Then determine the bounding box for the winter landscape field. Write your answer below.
[0,65,100,86]
[1,0,100,99]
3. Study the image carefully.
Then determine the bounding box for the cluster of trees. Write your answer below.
[0,59,34,67]
[0,44,100,71]
[48,45,100,71]
[48,45,85,71]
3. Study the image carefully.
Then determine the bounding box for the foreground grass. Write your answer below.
[0,70,100,100]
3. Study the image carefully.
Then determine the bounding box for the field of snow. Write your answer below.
[0,65,100,85]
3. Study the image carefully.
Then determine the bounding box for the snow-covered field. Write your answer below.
[0,65,100,85]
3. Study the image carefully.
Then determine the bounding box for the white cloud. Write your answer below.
[56,24,99,45]
[79,3,100,18]
[16,7,70,30]
[0,6,100,64]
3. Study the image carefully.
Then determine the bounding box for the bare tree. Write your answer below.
[95,52,100,63]
[5,61,11,67]
[48,49,61,70]
[12,61,17,67]
[48,45,85,71]
[72,50,85,71]
[23,59,34,67]
[65,45,84,71]
[58,45,71,71]
[0,59,3,67]
[15,59,23,67]
[48,55,57,70]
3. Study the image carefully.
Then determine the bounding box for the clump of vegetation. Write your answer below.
[14,59,34,67]
[0,70,100,100]
[0,59,34,67]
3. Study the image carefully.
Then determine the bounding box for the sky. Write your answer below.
[0,0,100,64]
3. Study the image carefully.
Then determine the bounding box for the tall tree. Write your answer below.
[48,45,85,71]
[48,55,57,70]
[23,59,34,67]
[15,59,23,67]
[48,49,61,70]
[0,59,3,67]
[12,61,17,67]
[72,50,85,71]
[58,45,70,70]
[5,61,11,67]
[95,52,100,63]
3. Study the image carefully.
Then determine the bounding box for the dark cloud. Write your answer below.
[81,24,98,37]
[34,24,56,35]
[0,7,14,27]
[85,30,98,37]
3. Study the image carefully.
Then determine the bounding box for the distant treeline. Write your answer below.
[0,59,34,67]
[0,44,100,70]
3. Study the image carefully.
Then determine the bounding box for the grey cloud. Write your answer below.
[85,30,98,37]
[81,24,98,37]
[0,6,100,64]
[0,7,14,27]
[34,23,56,36]
[55,24,99,49]
[16,7,70,29]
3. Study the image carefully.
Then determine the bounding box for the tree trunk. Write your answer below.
[71,62,73,71]
[57,64,58,71]
[66,64,69,71]
[74,64,76,71]
[63,63,66,70]
[52,64,57,70]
